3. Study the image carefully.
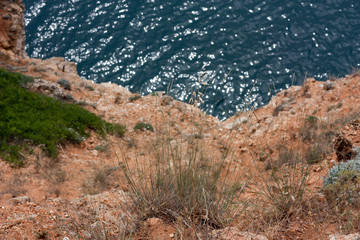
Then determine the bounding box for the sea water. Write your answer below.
[24,0,360,119]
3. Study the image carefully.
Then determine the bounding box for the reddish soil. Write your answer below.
[1,1,360,239]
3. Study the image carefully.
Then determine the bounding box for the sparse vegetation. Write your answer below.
[94,144,108,152]
[323,82,334,91]
[265,146,296,170]
[126,138,137,148]
[56,78,71,90]
[128,94,141,102]
[305,144,324,164]
[85,85,94,91]
[82,165,117,195]
[76,100,88,106]
[120,113,245,236]
[94,144,111,157]
[256,159,310,221]
[306,115,318,124]
[33,67,47,72]
[248,145,312,238]
[114,95,121,104]
[323,157,360,205]
[133,122,154,132]
[319,155,360,234]
[298,115,337,165]
[0,69,125,166]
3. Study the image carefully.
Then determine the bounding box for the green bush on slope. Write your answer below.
[323,156,360,205]
[0,69,126,166]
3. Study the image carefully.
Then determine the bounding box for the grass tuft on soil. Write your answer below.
[121,123,244,234]
[0,69,126,167]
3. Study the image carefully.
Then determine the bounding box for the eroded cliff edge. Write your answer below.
[0,0,27,58]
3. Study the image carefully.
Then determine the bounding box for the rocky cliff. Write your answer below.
[1,1,360,239]
[0,0,28,58]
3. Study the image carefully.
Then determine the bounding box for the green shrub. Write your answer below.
[133,122,154,132]
[85,85,94,91]
[0,69,125,167]
[306,115,318,124]
[323,157,360,205]
[56,78,71,90]
[94,145,108,152]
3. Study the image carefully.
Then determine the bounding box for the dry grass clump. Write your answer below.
[250,149,311,227]
[120,116,245,236]
[94,143,112,157]
[123,139,242,230]
[298,115,339,164]
[299,109,360,165]
[82,165,118,195]
[249,111,360,237]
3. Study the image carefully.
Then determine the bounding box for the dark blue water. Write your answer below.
[23,0,360,120]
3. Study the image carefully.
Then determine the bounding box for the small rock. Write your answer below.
[223,116,248,129]
[92,150,99,157]
[237,116,248,124]
[282,97,292,103]
[329,233,360,240]
[253,130,263,137]
[81,231,91,239]
[147,217,161,226]
[169,233,175,238]
[2,14,10,20]
[28,214,38,220]
[211,227,268,240]
[8,196,31,205]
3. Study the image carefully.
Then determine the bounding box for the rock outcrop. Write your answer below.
[0,0,28,58]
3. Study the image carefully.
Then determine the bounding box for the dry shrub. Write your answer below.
[82,165,118,195]
[265,146,296,170]
[120,120,246,236]
[299,115,338,164]
[254,155,310,223]
[243,140,312,238]
[318,156,360,234]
